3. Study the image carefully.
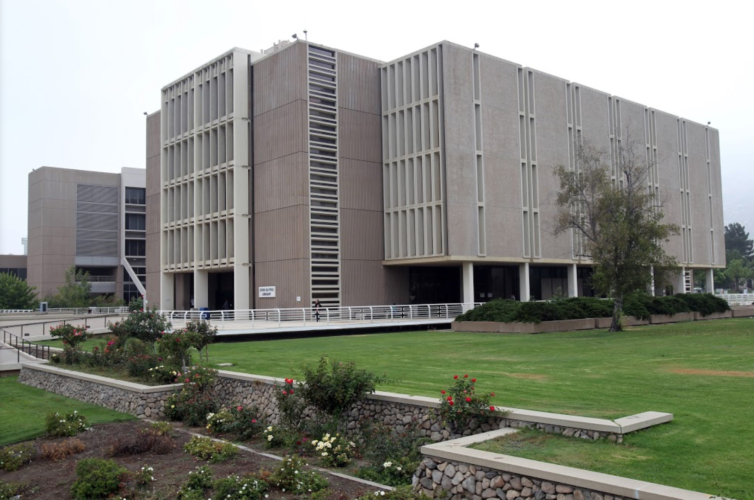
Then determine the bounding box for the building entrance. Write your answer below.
[209,272,234,310]
[409,267,461,304]
[473,265,520,302]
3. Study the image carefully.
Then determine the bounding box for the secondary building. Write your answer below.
[27,167,147,303]
[148,40,724,311]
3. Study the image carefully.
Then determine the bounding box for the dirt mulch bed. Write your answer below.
[0,420,384,499]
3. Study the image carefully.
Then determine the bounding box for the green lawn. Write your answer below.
[0,376,135,446]
[30,319,753,498]
[202,319,752,499]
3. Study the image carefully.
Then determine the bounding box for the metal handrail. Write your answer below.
[1,328,52,363]
[0,313,126,338]
[157,302,480,329]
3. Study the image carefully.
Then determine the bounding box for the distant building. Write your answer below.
[27,167,147,302]
[0,254,27,280]
[148,40,725,311]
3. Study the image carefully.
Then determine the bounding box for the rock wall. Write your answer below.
[18,367,176,418]
[415,456,624,500]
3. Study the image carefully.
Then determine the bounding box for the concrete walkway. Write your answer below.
[0,341,47,371]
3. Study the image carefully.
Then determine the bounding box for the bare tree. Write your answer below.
[554,137,679,331]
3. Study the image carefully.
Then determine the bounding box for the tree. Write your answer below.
[724,223,753,261]
[724,259,753,292]
[554,139,679,331]
[0,272,38,310]
[45,267,92,308]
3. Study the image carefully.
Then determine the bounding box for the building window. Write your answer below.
[125,187,146,205]
[126,213,146,231]
[125,240,146,256]
[0,268,26,280]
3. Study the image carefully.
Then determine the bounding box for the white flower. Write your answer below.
[267,435,273,441]
[383,461,392,468]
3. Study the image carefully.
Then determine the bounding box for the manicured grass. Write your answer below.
[202,319,753,499]
[0,376,135,446]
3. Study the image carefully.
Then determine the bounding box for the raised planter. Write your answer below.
[649,312,694,324]
[593,316,648,328]
[452,318,596,334]
[732,306,754,318]
[693,310,733,321]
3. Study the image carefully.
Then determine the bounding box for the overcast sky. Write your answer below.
[1,0,752,254]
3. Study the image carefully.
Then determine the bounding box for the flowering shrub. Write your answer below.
[438,375,498,431]
[110,307,171,345]
[184,319,218,362]
[177,465,213,500]
[156,330,204,367]
[148,365,181,384]
[0,442,34,471]
[136,465,156,486]
[70,458,127,500]
[45,410,90,437]
[210,405,264,441]
[275,377,307,431]
[183,436,238,463]
[125,353,161,379]
[311,433,354,467]
[213,474,269,500]
[49,324,90,350]
[128,295,144,313]
[206,407,235,433]
[149,421,173,436]
[355,486,425,500]
[262,425,287,449]
[270,455,328,495]
[165,365,219,426]
[298,356,386,419]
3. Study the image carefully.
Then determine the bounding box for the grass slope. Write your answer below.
[0,376,135,446]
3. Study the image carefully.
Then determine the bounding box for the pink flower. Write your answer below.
[237,406,243,411]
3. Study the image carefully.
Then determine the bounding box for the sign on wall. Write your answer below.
[259,286,276,298]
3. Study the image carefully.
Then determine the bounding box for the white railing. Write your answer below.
[158,302,480,329]
[716,294,754,306]
[45,307,130,315]
[0,309,35,314]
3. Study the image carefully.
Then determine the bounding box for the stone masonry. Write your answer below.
[414,456,626,500]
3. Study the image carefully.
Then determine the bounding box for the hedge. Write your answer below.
[455,294,729,323]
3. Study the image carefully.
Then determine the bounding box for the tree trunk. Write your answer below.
[610,294,623,332]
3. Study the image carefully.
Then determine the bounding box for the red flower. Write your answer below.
[447,396,453,401]
[465,397,472,403]
[490,392,495,397]
[489,406,495,411]
[185,379,190,383]
[282,390,288,396]
[449,401,454,406]
[464,374,468,378]
[252,419,257,423]
[440,390,446,395]
[471,378,476,383]
[453,375,458,380]
[289,389,294,395]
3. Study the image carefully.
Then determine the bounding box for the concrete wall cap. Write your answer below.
[20,363,181,394]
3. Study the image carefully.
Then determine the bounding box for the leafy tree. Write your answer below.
[724,259,753,292]
[554,139,679,331]
[45,267,92,308]
[724,223,753,260]
[0,272,38,310]
[91,294,125,308]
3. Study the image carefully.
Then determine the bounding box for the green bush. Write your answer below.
[0,442,34,471]
[357,421,429,486]
[165,365,219,426]
[0,480,29,500]
[212,474,268,500]
[673,293,730,317]
[206,405,264,441]
[70,458,127,500]
[111,307,172,345]
[270,455,328,495]
[45,410,90,437]
[311,433,354,467]
[455,299,519,322]
[298,356,385,419]
[438,374,497,431]
[275,378,308,431]
[177,466,214,500]
[355,485,428,500]
[183,435,238,463]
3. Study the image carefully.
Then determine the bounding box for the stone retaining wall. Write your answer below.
[415,456,624,500]
[18,366,177,418]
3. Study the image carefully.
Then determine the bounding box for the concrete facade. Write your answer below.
[27,167,146,302]
[154,39,724,310]
[0,254,27,280]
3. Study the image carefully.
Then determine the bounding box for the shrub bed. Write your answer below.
[456,294,729,323]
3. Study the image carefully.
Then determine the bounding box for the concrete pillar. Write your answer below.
[567,264,578,298]
[705,268,715,294]
[160,272,175,311]
[462,262,474,305]
[234,265,251,310]
[649,266,656,296]
[194,269,209,309]
[519,263,530,302]
[675,267,686,294]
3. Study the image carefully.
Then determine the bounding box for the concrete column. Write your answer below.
[234,265,251,310]
[649,266,656,296]
[675,267,686,294]
[567,264,578,298]
[194,269,209,309]
[519,263,530,302]
[462,262,474,305]
[705,268,715,294]
[160,272,175,311]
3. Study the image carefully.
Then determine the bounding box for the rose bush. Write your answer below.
[438,374,498,432]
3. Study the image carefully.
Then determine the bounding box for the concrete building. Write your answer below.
[151,40,724,311]
[0,255,27,280]
[27,167,147,302]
